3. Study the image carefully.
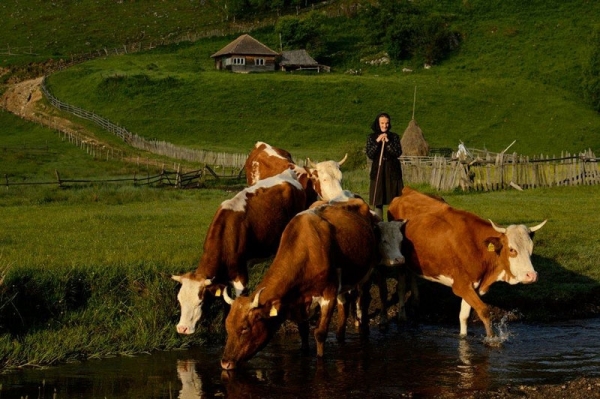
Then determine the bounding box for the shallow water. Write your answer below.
[3,318,600,398]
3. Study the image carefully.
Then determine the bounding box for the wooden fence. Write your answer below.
[3,167,207,190]
[40,78,248,171]
[39,70,600,193]
[401,149,600,191]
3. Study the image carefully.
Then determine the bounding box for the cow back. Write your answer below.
[313,204,379,287]
[244,141,294,186]
[401,206,507,283]
[388,186,449,221]
[198,172,306,279]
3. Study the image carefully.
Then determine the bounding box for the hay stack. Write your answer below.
[401,118,429,156]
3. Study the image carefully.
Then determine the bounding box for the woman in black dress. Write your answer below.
[366,112,403,220]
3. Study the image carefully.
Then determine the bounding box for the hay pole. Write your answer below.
[412,86,417,120]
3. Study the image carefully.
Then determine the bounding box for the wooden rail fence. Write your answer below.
[39,73,599,193]
[40,78,248,171]
[401,149,599,191]
[3,167,207,189]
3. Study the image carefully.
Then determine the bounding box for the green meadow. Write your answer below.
[1,0,600,368]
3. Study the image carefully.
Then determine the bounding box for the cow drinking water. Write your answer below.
[171,169,306,335]
[220,200,405,369]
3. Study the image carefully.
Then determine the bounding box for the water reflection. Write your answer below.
[177,360,202,399]
[3,319,600,398]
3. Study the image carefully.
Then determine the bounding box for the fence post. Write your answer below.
[176,164,182,188]
[4,174,8,189]
[55,170,62,187]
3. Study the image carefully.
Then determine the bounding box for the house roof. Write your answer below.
[211,34,279,58]
[279,49,319,66]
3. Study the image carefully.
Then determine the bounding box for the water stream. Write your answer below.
[3,317,600,398]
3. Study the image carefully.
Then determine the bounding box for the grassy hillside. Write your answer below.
[0,0,232,67]
[37,0,600,160]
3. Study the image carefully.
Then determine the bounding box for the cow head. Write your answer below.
[307,154,347,201]
[376,220,406,266]
[171,274,224,335]
[221,288,279,370]
[487,219,547,286]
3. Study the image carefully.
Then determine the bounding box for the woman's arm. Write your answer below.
[366,134,381,160]
[385,133,402,158]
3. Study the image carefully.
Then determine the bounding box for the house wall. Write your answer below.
[214,55,277,72]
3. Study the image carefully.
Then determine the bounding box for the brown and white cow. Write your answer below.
[244,141,348,205]
[375,186,447,325]
[388,188,546,339]
[309,197,406,332]
[220,201,406,370]
[171,169,306,335]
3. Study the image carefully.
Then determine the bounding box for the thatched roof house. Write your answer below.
[211,34,279,73]
[279,49,329,72]
[401,119,430,156]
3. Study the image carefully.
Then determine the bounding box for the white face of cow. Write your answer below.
[491,220,546,285]
[172,275,209,335]
[308,155,347,201]
[504,225,538,284]
[377,220,406,266]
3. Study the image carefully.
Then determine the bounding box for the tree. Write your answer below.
[362,0,461,64]
[275,11,327,59]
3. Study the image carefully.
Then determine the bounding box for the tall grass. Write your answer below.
[2,177,600,368]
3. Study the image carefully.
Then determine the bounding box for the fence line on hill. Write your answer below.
[40,78,248,171]
[3,167,209,190]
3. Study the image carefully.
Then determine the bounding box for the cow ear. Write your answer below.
[206,283,226,297]
[484,237,503,254]
[267,300,281,318]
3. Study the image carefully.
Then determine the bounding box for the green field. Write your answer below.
[1,0,600,369]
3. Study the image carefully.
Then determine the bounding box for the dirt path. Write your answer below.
[1,77,106,147]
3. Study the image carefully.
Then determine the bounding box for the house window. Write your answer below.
[232,57,245,65]
[255,58,265,66]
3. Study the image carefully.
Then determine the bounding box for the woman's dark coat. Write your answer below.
[366,115,403,207]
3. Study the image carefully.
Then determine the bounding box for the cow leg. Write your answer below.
[314,290,337,357]
[397,269,418,323]
[396,267,408,322]
[335,292,350,342]
[298,320,310,355]
[458,299,472,337]
[372,268,390,330]
[455,287,493,338]
[356,286,370,338]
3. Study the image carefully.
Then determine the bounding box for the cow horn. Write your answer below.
[223,286,234,305]
[489,219,506,234]
[307,158,317,169]
[251,287,265,309]
[338,153,348,166]
[171,275,182,283]
[529,219,547,232]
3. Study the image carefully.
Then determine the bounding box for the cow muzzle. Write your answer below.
[221,359,237,370]
[381,255,406,267]
[522,271,538,284]
[176,325,194,335]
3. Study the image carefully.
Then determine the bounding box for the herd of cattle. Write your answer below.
[171,141,547,370]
